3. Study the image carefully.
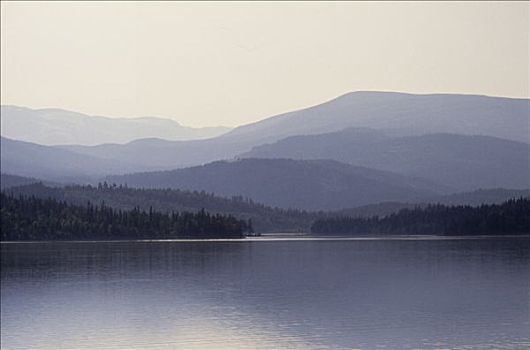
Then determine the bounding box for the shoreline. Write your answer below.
[1,234,530,244]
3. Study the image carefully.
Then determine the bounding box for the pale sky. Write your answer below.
[1,1,529,127]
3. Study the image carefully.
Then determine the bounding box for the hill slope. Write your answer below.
[106,158,446,211]
[0,137,141,181]
[336,188,530,218]
[241,130,530,191]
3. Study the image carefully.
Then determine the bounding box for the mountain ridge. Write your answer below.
[105,158,448,211]
[240,130,530,191]
[219,91,530,143]
[0,137,143,181]
[0,105,231,146]
[3,92,529,188]
[57,91,530,170]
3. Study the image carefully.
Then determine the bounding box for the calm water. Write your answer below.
[1,237,530,350]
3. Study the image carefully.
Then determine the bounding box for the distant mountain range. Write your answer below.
[0,105,231,145]
[221,91,530,144]
[0,137,141,181]
[2,92,529,208]
[241,129,530,191]
[57,92,530,170]
[3,130,527,192]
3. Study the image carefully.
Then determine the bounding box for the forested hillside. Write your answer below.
[5,183,529,234]
[311,198,530,235]
[4,182,316,232]
[335,188,530,218]
[0,173,42,189]
[1,193,249,241]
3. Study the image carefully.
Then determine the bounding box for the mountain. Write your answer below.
[0,105,231,146]
[105,158,447,211]
[0,137,142,182]
[60,92,530,169]
[241,130,530,191]
[221,91,530,144]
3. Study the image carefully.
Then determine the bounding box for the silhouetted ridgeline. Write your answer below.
[311,198,530,235]
[0,193,250,241]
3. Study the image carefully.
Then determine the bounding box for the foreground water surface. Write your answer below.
[1,237,530,349]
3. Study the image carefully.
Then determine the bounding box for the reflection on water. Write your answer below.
[2,238,530,349]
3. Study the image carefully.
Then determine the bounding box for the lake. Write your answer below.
[1,237,530,349]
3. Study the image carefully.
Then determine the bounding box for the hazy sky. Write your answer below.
[1,1,529,127]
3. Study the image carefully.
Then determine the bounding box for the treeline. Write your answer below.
[311,198,530,235]
[7,182,529,235]
[5,182,317,232]
[1,193,251,241]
